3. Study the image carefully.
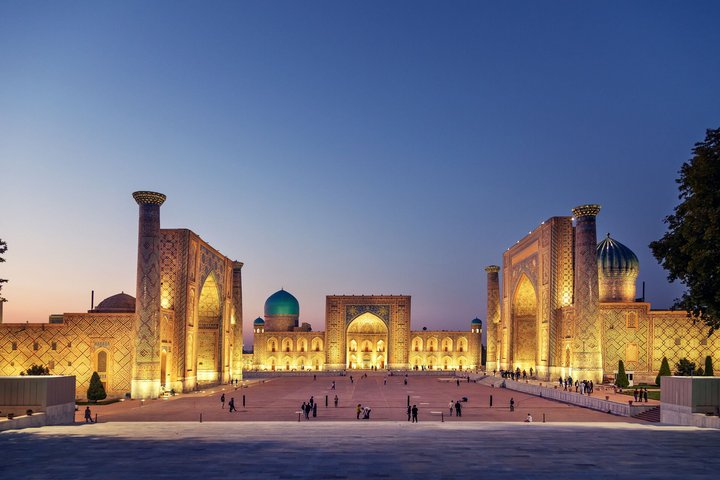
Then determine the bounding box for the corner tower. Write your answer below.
[485,265,501,373]
[131,191,166,399]
[571,204,603,382]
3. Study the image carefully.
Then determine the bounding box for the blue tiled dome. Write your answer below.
[471,318,482,325]
[253,317,265,325]
[597,234,639,277]
[264,289,299,316]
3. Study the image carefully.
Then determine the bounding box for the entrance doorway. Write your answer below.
[346,312,388,369]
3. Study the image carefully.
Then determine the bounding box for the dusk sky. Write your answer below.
[1,1,718,347]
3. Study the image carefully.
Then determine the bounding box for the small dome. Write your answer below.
[471,318,482,325]
[597,234,639,277]
[253,317,265,325]
[264,289,299,316]
[92,292,135,313]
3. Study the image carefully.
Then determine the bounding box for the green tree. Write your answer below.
[650,128,720,334]
[704,355,714,376]
[675,358,697,376]
[20,364,50,375]
[656,357,672,386]
[616,360,629,388]
[87,372,107,402]
[0,238,7,303]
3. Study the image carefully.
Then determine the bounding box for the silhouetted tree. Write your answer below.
[650,128,720,334]
[87,372,107,402]
[20,364,50,375]
[705,355,714,376]
[675,358,697,376]
[656,357,672,386]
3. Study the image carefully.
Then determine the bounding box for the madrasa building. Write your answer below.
[0,192,244,399]
[247,291,483,372]
[484,204,720,384]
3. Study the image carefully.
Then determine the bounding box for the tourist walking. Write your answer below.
[455,400,462,417]
[84,406,94,423]
[305,402,311,419]
[510,398,515,412]
[220,393,225,409]
[448,400,454,416]
[331,380,336,390]
[229,397,236,412]
[411,404,419,423]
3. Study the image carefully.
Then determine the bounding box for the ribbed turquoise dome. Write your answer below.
[264,289,299,316]
[471,318,482,325]
[597,234,639,277]
[253,317,265,325]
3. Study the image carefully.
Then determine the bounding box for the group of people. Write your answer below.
[356,403,372,419]
[558,376,595,395]
[300,396,318,419]
[496,367,533,381]
[448,399,463,416]
[633,388,650,402]
[220,393,238,412]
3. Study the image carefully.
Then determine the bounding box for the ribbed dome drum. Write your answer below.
[597,234,639,302]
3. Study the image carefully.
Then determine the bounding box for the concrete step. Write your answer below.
[632,405,661,423]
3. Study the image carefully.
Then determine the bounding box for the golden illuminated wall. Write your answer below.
[485,266,501,373]
[251,331,325,371]
[158,229,240,391]
[0,313,134,398]
[325,296,410,370]
[408,331,479,370]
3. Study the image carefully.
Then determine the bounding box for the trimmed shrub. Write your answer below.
[705,355,714,376]
[675,358,697,376]
[656,357,671,386]
[87,372,107,402]
[616,360,629,388]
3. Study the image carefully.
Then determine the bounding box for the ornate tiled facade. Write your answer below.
[491,205,720,384]
[249,295,482,372]
[0,192,243,399]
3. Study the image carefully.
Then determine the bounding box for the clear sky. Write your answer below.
[1,1,718,347]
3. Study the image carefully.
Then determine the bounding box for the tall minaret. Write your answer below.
[485,265,501,373]
[231,261,244,382]
[131,191,166,399]
[571,204,603,383]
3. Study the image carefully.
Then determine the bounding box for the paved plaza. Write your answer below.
[2,421,719,479]
[71,375,648,423]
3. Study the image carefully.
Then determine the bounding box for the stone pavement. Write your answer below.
[74,375,647,423]
[2,421,719,479]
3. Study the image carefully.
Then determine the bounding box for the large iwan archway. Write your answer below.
[346,312,388,369]
[196,273,221,383]
[512,274,537,371]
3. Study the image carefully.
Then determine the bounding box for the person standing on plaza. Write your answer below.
[448,400,454,416]
[84,406,94,423]
[644,388,649,403]
[411,404,419,423]
[510,398,515,412]
[229,397,236,412]
[455,400,462,417]
[407,404,412,421]
[220,393,225,409]
[356,404,362,420]
[633,389,639,402]
[312,402,317,418]
[334,395,339,408]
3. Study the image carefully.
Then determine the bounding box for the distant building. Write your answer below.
[485,204,720,384]
[248,290,482,371]
[0,192,243,399]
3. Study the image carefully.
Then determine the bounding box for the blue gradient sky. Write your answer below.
[1,1,718,346]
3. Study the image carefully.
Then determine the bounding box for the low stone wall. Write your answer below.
[476,376,654,417]
[0,412,47,432]
[243,370,457,379]
[661,402,720,429]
